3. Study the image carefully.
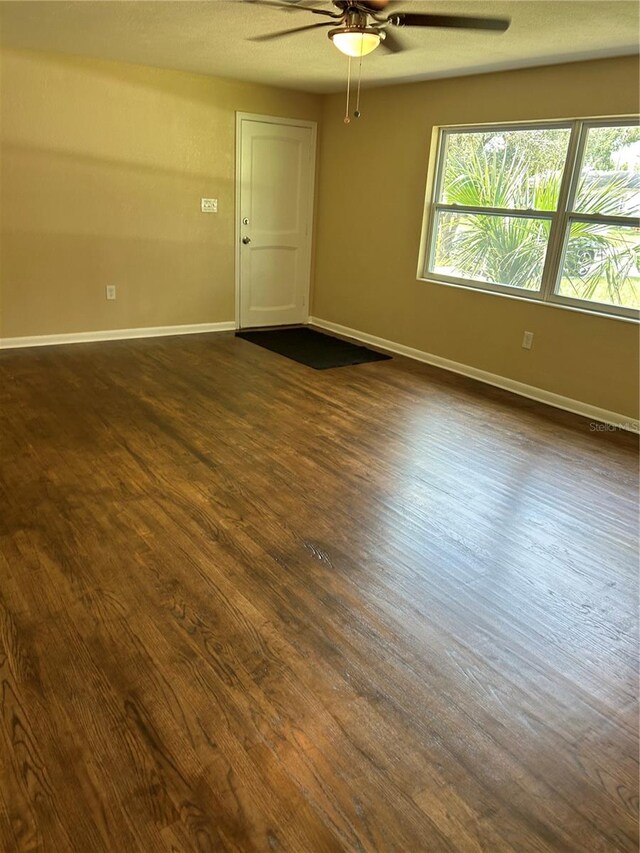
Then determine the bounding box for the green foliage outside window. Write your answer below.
[432,125,639,309]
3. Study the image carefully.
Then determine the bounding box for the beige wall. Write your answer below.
[1,48,638,418]
[312,56,639,419]
[0,48,320,337]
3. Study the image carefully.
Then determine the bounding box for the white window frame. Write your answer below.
[419,117,640,321]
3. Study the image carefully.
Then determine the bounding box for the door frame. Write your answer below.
[234,112,317,330]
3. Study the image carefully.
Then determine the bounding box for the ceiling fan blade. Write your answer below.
[378,28,404,53]
[245,0,341,17]
[389,13,510,32]
[250,21,335,41]
[357,0,392,9]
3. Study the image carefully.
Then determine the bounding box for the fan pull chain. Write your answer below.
[354,48,363,119]
[344,55,352,124]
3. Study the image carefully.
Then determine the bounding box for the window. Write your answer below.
[421,119,640,319]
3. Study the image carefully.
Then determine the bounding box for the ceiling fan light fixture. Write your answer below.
[329,27,381,58]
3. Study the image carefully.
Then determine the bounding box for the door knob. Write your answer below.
[242,236,251,244]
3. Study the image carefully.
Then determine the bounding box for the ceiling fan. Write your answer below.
[248,0,510,57]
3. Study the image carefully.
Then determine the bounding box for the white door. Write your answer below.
[237,115,316,328]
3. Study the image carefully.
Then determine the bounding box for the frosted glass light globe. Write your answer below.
[330,29,381,57]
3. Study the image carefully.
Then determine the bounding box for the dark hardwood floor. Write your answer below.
[0,331,638,852]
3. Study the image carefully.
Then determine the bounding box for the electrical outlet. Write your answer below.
[522,331,534,350]
[201,198,218,213]
[106,285,117,301]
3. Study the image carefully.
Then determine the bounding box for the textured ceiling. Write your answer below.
[0,0,637,93]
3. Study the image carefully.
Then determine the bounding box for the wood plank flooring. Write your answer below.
[0,332,638,852]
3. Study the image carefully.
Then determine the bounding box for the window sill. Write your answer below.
[416,276,640,324]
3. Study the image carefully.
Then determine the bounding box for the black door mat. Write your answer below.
[236,327,391,370]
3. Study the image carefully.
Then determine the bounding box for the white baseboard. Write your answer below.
[0,321,236,350]
[2,316,637,432]
[309,316,639,433]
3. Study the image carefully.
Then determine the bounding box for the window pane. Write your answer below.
[573,125,640,217]
[439,127,571,211]
[430,210,550,290]
[557,221,639,309]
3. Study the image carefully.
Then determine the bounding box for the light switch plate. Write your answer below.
[201,198,218,213]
